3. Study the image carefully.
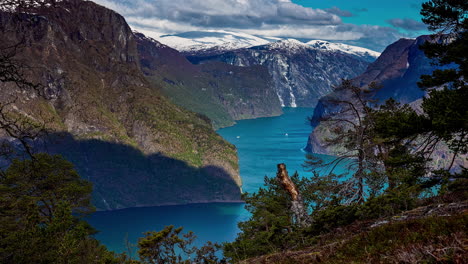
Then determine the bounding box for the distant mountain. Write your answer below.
[307,40,381,63]
[186,39,378,107]
[156,30,380,61]
[156,30,280,54]
[0,0,242,210]
[135,32,282,129]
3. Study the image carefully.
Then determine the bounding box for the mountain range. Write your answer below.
[184,38,379,108]
[130,29,380,128]
[155,30,380,61]
[155,30,280,53]
[135,32,283,129]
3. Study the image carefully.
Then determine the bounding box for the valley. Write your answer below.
[1,0,466,263]
[89,107,351,253]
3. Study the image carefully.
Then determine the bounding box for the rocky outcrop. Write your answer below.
[0,0,242,210]
[185,39,373,107]
[305,35,467,170]
[352,36,441,103]
[135,33,282,129]
[306,36,441,154]
[307,36,433,130]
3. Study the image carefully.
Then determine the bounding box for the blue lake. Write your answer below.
[89,107,337,254]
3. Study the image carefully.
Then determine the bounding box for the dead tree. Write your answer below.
[276,163,311,228]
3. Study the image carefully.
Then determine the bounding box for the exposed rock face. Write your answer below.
[352,36,441,103]
[0,0,242,210]
[135,33,282,129]
[185,39,373,107]
[305,35,467,170]
[306,36,438,154]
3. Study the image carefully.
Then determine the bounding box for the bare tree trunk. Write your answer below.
[356,149,364,204]
[276,163,311,228]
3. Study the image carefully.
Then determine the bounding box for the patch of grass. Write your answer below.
[326,213,467,263]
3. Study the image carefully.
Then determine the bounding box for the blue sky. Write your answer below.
[94,0,433,51]
[293,0,430,30]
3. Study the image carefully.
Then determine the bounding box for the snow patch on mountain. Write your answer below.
[264,39,310,53]
[132,30,167,48]
[141,29,380,60]
[307,40,381,59]
[155,30,280,52]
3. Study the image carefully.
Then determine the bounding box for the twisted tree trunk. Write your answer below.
[276,163,311,228]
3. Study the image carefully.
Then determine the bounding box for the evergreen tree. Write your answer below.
[306,80,383,204]
[370,99,430,190]
[223,173,317,262]
[0,153,122,263]
[418,0,468,169]
[138,225,196,264]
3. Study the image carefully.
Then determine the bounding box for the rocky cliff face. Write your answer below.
[305,35,466,170]
[352,36,441,103]
[185,39,373,107]
[0,0,242,210]
[307,36,438,153]
[135,33,282,129]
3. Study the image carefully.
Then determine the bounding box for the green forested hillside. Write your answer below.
[0,0,241,210]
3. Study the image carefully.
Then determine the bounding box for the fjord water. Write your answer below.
[89,107,318,253]
[218,107,317,193]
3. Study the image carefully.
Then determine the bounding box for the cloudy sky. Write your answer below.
[93,0,430,51]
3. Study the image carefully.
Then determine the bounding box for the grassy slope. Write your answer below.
[244,201,467,263]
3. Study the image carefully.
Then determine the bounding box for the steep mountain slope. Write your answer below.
[308,37,427,129]
[305,35,466,170]
[0,0,242,210]
[352,36,440,102]
[185,39,376,107]
[135,33,282,129]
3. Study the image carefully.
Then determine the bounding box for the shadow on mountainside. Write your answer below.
[36,132,241,210]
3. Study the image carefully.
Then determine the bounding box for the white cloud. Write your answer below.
[324,6,354,17]
[387,18,427,31]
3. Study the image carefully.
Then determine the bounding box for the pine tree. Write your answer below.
[418,0,468,169]
[306,80,383,204]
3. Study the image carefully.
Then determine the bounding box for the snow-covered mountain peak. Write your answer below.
[135,28,380,61]
[154,30,278,53]
[265,39,310,52]
[307,40,381,60]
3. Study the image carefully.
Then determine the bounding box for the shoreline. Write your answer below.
[216,106,314,131]
[94,200,245,212]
